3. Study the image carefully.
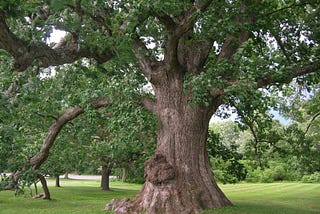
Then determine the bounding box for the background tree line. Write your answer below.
[208,88,320,184]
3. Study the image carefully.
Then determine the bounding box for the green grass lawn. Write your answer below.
[204,183,320,214]
[0,179,319,214]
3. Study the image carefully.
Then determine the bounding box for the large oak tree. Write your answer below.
[1,1,319,213]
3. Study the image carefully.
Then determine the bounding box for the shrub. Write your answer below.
[301,172,320,183]
[246,168,262,183]
[273,165,287,181]
[260,169,274,183]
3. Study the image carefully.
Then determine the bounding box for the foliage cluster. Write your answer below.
[209,89,320,184]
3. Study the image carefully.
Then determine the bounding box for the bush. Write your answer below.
[273,165,287,181]
[245,165,293,183]
[260,169,274,183]
[301,172,320,183]
[245,168,262,183]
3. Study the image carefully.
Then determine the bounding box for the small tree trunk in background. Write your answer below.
[64,172,69,179]
[55,175,61,187]
[101,165,111,191]
[121,168,126,183]
[37,174,50,199]
[34,182,38,195]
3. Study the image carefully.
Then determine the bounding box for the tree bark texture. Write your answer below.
[101,165,112,191]
[106,69,232,213]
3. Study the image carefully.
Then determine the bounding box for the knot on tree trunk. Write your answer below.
[145,154,175,185]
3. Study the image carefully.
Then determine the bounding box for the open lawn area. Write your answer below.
[0,179,319,214]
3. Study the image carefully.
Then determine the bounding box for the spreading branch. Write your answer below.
[257,62,320,88]
[0,10,113,72]
[29,98,109,169]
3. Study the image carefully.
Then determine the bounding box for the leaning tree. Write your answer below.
[1,1,319,213]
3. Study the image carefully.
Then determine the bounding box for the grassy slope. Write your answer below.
[0,179,319,214]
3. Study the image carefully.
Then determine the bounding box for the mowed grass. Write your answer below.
[0,179,141,214]
[0,179,319,214]
[203,183,320,214]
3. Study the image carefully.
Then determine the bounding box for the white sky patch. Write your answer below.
[47,28,66,44]
[210,113,238,124]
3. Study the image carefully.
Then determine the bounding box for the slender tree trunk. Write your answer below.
[101,165,111,191]
[34,182,38,195]
[106,71,232,213]
[55,175,61,187]
[121,168,126,183]
[37,174,50,200]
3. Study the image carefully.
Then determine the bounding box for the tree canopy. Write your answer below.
[1,1,320,213]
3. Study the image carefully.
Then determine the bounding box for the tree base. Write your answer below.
[104,181,232,214]
[104,155,232,214]
[33,193,50,200]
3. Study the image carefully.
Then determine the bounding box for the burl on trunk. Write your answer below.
[106,70,232,213]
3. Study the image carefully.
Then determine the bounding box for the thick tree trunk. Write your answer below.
[101,165,111,191]
[106,71,232,213]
